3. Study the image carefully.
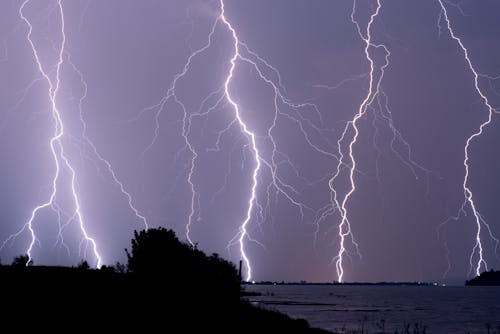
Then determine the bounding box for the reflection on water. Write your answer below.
[244,285,500,333]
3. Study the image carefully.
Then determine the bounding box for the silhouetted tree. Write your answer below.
[126,227,182,274]
[125,228,241,300]
[11,254,32,267]
[77,260,90,270]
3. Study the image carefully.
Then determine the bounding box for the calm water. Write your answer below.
[244,285,500,333]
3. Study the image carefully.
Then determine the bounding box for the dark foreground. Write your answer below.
[0,228,329,332]
[0,266,329,332]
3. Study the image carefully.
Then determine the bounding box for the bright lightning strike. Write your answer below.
[438,0,499,276]
[140,0,346,282]
[219,0,261,282]
[1,0,102,267]
[197,0,344,281]
[329,0,388,283]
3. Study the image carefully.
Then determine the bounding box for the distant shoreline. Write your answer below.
[243,281,445,286]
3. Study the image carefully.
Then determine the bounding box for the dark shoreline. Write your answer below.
[0,265,330,333]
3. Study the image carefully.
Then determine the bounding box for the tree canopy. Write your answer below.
[11,254,31,267]
[125,227,241,300]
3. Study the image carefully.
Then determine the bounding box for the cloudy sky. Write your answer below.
[1,0,500,283]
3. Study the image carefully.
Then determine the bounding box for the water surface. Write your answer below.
[245,285,500,333]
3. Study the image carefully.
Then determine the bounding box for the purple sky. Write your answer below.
[1,0,500,283]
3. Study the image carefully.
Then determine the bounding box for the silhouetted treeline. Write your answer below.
[126,228,240,301]
[466,269,500,286]
[0,228,329,333]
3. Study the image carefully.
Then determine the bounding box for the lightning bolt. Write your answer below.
[329,0,387,283]
[209,0,354,281]
[1,0,101,267]
[139,0,350,282]
[328,0,437,283]
[219,1,261,282]
[438,0,499,276]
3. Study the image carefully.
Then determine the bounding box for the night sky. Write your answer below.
[1,0,500,283]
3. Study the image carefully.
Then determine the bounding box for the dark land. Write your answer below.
[466,269,500,286]
[0,228,329,333]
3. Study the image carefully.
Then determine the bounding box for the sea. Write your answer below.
[244,284,500,333]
